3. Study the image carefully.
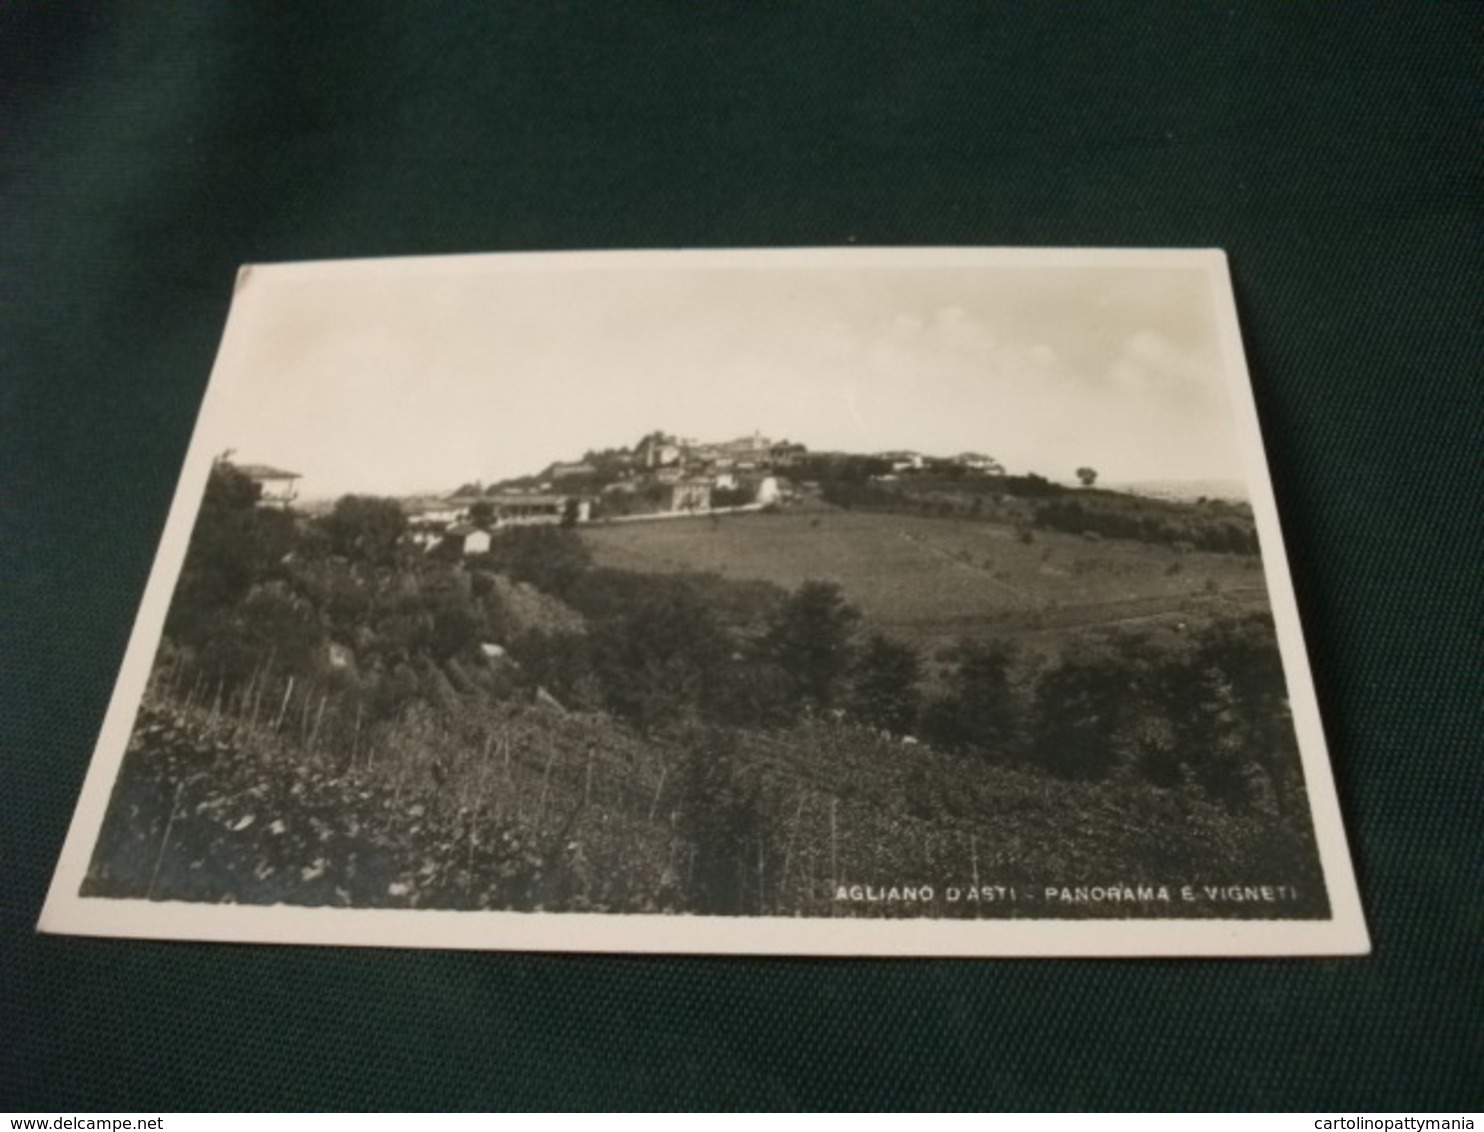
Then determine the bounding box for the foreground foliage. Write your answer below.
[84,462,1328,917]
[87,689,1327,918]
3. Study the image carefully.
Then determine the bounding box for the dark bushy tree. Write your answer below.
[487,526,591,597]
[1019,620,1297,804]
[590,582,728,732]
[706,651,797,730]
[428,593,485,662]
[924,640,1021,759]
[466,500,496,529]
[1168,615,1298,812]
[849,634,923,735]
[1028,646,1127,779]
[195,584,323,689]
[320,495,407,566]
[506,628,597,709]
[764,581,860,710]
[167,462,297,648]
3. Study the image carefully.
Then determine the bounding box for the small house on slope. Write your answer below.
[665,478,712,513]
[439,523,493,556]
[237,463,302,508]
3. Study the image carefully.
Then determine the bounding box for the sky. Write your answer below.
[206,251,1252,500]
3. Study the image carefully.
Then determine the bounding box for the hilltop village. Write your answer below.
[370,431,1008,557]
[235,433,1256,565]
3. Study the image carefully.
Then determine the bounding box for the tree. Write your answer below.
[923,640,1020,758]
[487,526,591,597]
[466,500,496,529]
[320,495,407,565]
[1026,633,1176,779]
[196,583,323,688]
[166,461,297,647]
[506,628,598,709]
[706,652,797,729]
[1076,466,1098,488]
[849,634,923,734]
[590,582,728,732]
[764,581,860,710]
[1167,615,1298,812]
[429,593,485,662]
[1029,654,1122,777]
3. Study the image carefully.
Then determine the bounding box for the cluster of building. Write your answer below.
[234,435,1008,559]
[403,431,801,557]
[874,450,1004,475]
[605,430,796,512]
[404,493,593,556]
[633,429,808,472]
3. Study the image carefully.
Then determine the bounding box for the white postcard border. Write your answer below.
[39,247,1370,957]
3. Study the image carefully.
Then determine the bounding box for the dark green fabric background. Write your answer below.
[3,2,1478,1112]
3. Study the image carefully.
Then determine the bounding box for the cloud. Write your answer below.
[1107,329,1216,401]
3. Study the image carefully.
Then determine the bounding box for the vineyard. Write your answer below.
[85,661,1328,920]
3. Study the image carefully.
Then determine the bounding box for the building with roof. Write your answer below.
[439,523,493,556]
[955,452,1004,473]
[877,451,925,473]
[664,478,712,513]
[236,463,302,508]
[487,493,591,526]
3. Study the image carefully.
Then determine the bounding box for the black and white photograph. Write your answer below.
[40,248,1367,955]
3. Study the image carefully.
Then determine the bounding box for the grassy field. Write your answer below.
[582,507,1270,655]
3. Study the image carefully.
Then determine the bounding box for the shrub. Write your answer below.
[849,634,923,735]
[923,640,1020,760]
[764,581,861,711]
[487,526,591,597]
[319,495,408,566]
[1027,644,1129,779]
[167,463,298,646]
[589,583,729,732]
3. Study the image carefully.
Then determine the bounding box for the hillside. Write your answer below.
[582,508,1269,657]
[80,461,1325,921]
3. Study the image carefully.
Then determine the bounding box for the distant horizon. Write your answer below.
[267,447,1249,508]
[208,251,1252,502]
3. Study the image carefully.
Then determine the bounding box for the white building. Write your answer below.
[439,524,493,556]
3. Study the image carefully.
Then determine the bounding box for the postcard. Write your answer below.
[40,248,1368,955]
